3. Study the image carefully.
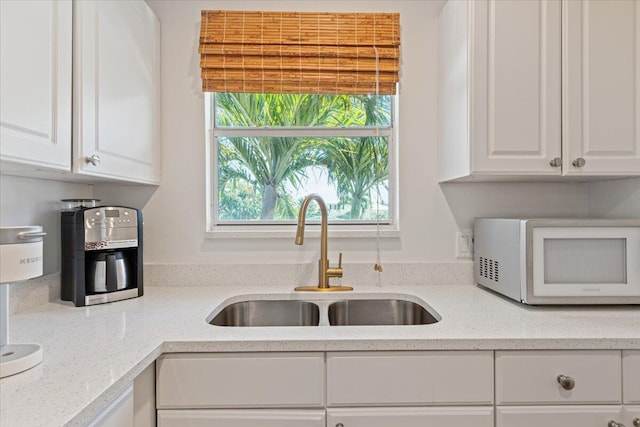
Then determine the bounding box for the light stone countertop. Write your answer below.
[1,283,639,426]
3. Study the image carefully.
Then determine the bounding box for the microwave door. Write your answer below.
[530,227,640,300]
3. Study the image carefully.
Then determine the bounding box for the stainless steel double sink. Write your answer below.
[207,295,441,327]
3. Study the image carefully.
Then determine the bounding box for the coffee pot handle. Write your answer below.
[106,253,117,292]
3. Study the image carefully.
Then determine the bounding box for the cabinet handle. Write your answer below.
[632,418,639,427]
[85,154,101,166]
[336,423,344,427]
[549,157,562,168]
[572,157,586,167]
[557,374,575,390]
[608,421,625,427]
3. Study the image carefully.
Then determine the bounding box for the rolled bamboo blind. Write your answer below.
[198,10,400,94]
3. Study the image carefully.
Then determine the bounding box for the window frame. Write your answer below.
[205,92,399,234]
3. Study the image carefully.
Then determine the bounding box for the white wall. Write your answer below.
[143,0,591,265]
[0,175,93,274]
[587,177,640,218]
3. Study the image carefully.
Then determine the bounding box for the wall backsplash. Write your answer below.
[0,175,93,275]
[9,262,474,314]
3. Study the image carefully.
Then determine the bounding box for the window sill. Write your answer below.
[205,225,400,239]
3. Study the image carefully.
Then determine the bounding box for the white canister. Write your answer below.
[0,226,46,378]
[0,226,45,283]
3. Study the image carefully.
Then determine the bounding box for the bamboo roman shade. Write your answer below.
[198,10,400,95]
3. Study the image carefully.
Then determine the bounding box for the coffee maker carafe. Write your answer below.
[61,204,143,306]
[89,251,130,293]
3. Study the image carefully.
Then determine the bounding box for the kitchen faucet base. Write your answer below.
[294,285,354,292]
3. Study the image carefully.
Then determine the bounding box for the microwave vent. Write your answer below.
[479,256,499,283]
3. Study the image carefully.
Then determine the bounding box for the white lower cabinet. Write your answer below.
[326,351,494,406]
[624,351,640,404]
[495,350,622,405]
[622,406,640,426]
[327,407,494,427]
[155,349,636,427]
[157,409,325,427]
[156,353,325,409]
[89,385,134,427]
[496,350,627,426]
[496,406,623,427]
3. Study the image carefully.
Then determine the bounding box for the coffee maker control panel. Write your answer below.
[84,207,138,228]
[84,207,140,251]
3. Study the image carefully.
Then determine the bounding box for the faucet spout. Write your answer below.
[294,194,352,292]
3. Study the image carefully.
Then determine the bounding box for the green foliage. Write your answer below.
[218,181,262,221]
[215,93,391,221]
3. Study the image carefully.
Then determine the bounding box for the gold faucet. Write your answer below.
[294,194,352,292]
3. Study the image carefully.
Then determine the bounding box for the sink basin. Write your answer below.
[328,299,439,326]
[209,300,320,327]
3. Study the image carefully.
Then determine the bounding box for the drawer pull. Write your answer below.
[556,374,575,390]
[608,421,625,427]
[633,418,639,427]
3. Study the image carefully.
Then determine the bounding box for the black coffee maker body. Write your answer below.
[61,206,143,306]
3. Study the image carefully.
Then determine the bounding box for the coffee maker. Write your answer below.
[61,201,143,306]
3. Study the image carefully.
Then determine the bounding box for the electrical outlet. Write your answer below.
[456,231,474,258]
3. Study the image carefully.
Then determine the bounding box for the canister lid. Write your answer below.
[0,226,46,245]
[61,199,100,211]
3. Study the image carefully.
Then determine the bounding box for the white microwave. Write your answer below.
[474,218,640,305]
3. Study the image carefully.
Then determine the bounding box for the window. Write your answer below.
[208,92,395,226]
[199,10,401,230]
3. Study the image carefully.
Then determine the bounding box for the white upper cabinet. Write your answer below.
[563,0,640,176]
[439,0,640,181]
[0,0,160,185]
[0,0,72,172]
[74,0,160,184]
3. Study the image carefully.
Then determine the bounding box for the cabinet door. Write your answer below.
[327,351,493,406]
[156,353,325,409]
[470,0,562,175]
[496,406,623,427]
[622,405,640,426]
[0,0,72,171]
[563,0,640,176]
[74,0,160,184]
[157,409,325,427]
[327,407,494,427]
[88,385,134,427]
[495,350,621,405]
[624,351,640,404]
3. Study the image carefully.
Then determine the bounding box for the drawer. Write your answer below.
[327,407,494,427]
[156,353,324,409]
[157,409,326,427]
[623,350,640,404]
[327,351,493,406]
[622,405,640,426]
[496,406,622,427]
[496,350,621,405]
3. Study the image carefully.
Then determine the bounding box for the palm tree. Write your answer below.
[215,93,352,220]
[320,137,388,219]
[320,95,391,219]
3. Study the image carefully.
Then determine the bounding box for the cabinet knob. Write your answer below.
[572,157,586,168]
[85,154,101,166]
[608,421,625,427]
[633,418,639,427]
[557,374,575,390]
[549,157,562,168]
